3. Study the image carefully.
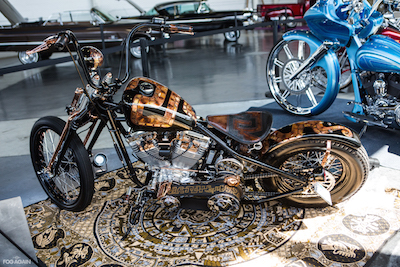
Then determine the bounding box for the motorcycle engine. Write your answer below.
[360,72,400,127]
[127,130,211,183]
[127,130,245,214]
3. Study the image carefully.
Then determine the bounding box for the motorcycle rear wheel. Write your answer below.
[337,48,352,90]
[263,139,369,207]
[30,116,94,211]
[266,39,336,115]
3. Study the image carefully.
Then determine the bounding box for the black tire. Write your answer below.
[39,50,53,60]
[30,116,94,211]
[130,36,149,59]
[224,26,240,42]
[263,139,369,207]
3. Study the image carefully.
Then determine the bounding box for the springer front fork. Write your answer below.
[46,116,78,176]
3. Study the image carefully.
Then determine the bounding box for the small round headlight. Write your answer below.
[93,153,107,167]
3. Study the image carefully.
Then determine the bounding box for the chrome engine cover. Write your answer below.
[127,130,211,183]
[358,73,400,127]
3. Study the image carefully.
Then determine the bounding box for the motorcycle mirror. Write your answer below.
[80,46,104,71]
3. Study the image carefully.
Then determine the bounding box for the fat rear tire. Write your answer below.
[30,116,94,211]
[264,139,369,207]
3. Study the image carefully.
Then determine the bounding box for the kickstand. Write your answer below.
[359,123,368,138]
[122,204,141,240]
[121,206,142,241]
[121,189,149,241]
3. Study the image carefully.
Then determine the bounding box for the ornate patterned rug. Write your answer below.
[24,166,400,267]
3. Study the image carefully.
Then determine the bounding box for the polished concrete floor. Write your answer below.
[0,29,274,122]
[1,28,400,266]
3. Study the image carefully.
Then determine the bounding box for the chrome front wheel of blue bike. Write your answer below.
[266,38,337,116]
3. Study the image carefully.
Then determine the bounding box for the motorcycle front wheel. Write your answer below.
[266,39,337,115]
[30,116,94,211]
[263,139,369,207]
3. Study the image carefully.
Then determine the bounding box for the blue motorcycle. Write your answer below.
[266,0,400,129]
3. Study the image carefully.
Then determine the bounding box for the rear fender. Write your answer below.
[261,120,361,155]
[282,31,341,115]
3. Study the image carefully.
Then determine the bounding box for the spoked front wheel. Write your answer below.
[263,139,369,207]
[30,116,94,211]
[266,38,338,115]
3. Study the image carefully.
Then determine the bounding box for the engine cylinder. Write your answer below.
[127,131,210,169]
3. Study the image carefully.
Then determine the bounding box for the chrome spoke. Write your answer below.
[283,44,294,59]
[279,151,343,197]
[282,90,290,99]
[273,76,282,83]
[298,40,305,60]
[305,88,318,107]
[274,58,285,68]
[39,129,81,202]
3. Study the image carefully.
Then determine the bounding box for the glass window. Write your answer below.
[145,8,159,16]
[179,3,198,14]
[60,11,92,22]
[71,12,93,22]
[163,5,177,16]
[91,9,115,22]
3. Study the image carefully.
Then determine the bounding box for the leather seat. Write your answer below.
[207,110,273,144]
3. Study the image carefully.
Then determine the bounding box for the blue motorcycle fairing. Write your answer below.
[356,35,400,72]
[282,30,341,115]
[305,0,353,46]
[304,0,382,46]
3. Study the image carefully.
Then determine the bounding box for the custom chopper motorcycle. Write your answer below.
[28,20,369,228]
[266,0,400,130]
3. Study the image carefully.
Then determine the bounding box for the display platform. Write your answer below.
[24,163,400,266]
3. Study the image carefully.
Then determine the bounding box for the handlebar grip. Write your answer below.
[166,24,194,35]
[54,34,70,51]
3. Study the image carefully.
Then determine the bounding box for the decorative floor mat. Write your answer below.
[24,167,400,267]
